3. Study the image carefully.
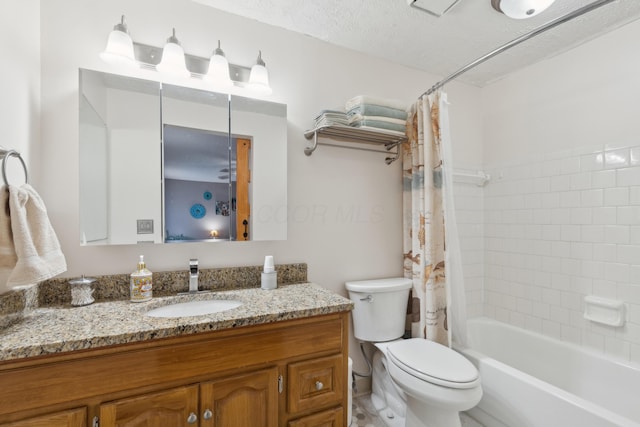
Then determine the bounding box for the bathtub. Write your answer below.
[456,317,640,427]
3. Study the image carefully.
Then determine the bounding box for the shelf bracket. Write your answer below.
[303,131,319,156]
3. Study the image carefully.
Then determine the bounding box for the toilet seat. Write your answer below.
[387,338,480,389]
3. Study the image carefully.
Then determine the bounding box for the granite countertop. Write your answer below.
[0,283,353,362]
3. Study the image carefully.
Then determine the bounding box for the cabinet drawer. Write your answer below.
[288,354,344,414]
[287,406,343,427]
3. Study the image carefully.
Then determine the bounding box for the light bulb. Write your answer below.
[205,40,233,90]
[99,15,135,65]
[248,51,273,95]
[156,28,190,79]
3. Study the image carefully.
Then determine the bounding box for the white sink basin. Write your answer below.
[146,299,242,318]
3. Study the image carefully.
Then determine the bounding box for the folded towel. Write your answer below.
[1,184,66,292]
[347,113,406,126]
[314,109,346,119]
[314,110,349,127]
[349,119,407,133]
[346,95,408,112]
[348,124,406,137]
[347,104,408,121]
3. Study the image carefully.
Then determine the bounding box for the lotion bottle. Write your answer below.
[130,255,153,302]
[261,255,277,290]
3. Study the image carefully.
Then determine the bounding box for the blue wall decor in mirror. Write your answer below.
[190,203,206,219]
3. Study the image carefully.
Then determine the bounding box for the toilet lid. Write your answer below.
[387,339,479,389]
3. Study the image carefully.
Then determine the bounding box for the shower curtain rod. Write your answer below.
[423,0,617,96]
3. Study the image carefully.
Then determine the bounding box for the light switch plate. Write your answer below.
[137,219,154,234]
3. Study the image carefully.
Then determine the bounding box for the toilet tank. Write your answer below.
[345,277,412,342]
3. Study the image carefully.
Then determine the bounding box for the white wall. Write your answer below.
[30,0,483,371]
[35,0,484,280]
[481,18,640,364]
[0,0,40,184]
[454,182,485,318]
[0,0,40,288]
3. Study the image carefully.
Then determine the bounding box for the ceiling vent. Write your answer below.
[407,0,463,17]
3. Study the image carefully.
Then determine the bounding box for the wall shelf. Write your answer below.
[303,124,407,164]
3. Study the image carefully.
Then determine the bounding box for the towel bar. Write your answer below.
[452,170,491,187]
[0,147,29,185]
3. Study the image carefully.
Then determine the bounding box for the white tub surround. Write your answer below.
[459,317,640,427]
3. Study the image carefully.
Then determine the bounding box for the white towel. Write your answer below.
[347,113,406,126]
[0,187,17,290]
[0,184,66,292]
[345,95,408,112]
[348,124,406,137]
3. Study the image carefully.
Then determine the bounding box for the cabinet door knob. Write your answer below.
[315,381,324,391]
[203,409,213,420]
[187,412,198,424]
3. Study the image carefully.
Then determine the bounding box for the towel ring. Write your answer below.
[0,149,28,186]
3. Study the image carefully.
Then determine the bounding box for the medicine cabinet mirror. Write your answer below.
[79,69,287,246]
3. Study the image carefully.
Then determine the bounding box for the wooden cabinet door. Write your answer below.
[0,408,86,427]
[287,407,343,427]
[200,367,278,427]
[99,385,198,427]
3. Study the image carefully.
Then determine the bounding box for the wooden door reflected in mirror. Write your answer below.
[235,138,251,241]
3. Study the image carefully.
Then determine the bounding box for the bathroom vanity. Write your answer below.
[0,284,352,427]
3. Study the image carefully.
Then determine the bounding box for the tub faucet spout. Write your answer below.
[189,259,199,292]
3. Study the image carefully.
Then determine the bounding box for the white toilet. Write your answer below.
[346,277,482,427]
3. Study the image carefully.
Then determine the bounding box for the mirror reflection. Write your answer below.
[161,85,232,242]
[79,71,162,245]
[79,69,287,245]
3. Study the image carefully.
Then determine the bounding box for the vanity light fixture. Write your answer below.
[99,15,135,65]
[205,40,233,89]
[99,17,273,95]
[491,0,555,19]
[248,51,273,96]
[156,28,191,79]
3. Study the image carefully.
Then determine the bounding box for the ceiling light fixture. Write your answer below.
[248,51,273,96]
[156,28,191,79]
[491,0,555,19]
[99,15,135,65]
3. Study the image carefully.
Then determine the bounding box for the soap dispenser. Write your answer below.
[261,256,277,290]
[130,255,153,302]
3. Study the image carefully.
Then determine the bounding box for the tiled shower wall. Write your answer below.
[482,144,640,364]
[454,179,485,319]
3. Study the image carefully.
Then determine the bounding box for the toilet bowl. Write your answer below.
[385,338,482,427]
[346,278,482,427]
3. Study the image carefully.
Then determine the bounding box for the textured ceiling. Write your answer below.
[192,0,640,87]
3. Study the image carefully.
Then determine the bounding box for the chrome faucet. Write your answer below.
[189,259,199,292]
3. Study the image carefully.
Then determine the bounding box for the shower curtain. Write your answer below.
[402,91,468,348]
